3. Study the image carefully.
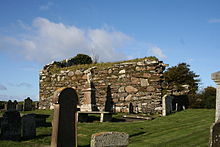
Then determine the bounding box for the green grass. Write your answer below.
[49,56,158,73]
[0,109,215,147]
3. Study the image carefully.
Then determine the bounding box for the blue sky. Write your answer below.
[0,0,220,101]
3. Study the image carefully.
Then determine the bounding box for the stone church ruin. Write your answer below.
[39,57,168,114]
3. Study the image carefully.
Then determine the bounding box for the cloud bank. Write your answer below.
[0,17,132,64]
[39,2,53,11]
[8,82,32,88]
[0,17,168,63]
[0,84,7,91]
[208,18,220,23]
[17,82,32,88]
[148,45,166,59]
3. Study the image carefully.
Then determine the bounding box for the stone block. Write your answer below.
[131,77,140,84]
[140,78,149,87]
[119,69,126,74]
[147,86,156,92]
[125,86,138,93]
[75,70,83,75]
[118,86,125,93]
[91,132,129,147]
[142,73,151,78]
[125,94,133,101]
[67,71,74,77]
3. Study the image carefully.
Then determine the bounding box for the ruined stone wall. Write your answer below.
[39,58,167,114]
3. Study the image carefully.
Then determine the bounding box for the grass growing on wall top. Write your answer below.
[0,109,215,147]
[48,56,159,73]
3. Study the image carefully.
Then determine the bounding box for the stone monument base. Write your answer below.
[80,104,98,112]
[210,121,220,147]
[77,111,112,122]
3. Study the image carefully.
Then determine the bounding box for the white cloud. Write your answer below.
[148,46,166,59]
[208,18,220,23]
[0,84,7,91]
[39,2,53,11]
[17,82,32,88]
[0,17,132,63]
[8,82,32,88]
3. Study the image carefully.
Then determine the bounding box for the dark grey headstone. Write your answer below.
[105,85,113,112]
[129,103,134,114]
[6,100,14,110]
[27,113,50,127]
[13,100,18,110]
[51,88,78,147]
[16,104,23,111]
[24,97,33,111]
[22,114,36,139]
[1,110,21,140]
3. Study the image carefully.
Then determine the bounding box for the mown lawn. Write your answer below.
[0,109,215,147]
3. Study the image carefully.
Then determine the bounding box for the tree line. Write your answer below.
[164,63,216,109]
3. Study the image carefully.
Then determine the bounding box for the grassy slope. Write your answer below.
[0,109,215,147]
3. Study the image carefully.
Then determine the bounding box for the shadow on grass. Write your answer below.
[130,131,146,138]
[0,134,51,142]
[83,116,126,122]
[36,122,52,128]
[112,117,126,122]
[23,134,51,141]
[78,145,90,147]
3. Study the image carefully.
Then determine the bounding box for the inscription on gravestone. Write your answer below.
[51,87,78,147]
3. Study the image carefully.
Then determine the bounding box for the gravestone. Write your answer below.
[6,100,14,110]
[28,113,50,127]
[51,87,78,147]
[16,104,23,111]
[80,82,98,111]
[91,132,129,147]
[212,71,220,122]
[1,110,21,140]
[13,100,18,110]
[80,69,98,112]
[24,97,33,111]
[210,71,220,146]
[210,121,220,147]
[129,103,134,114]
[22,114,36,139]
[35,102,39,109]
[105,85,113,112]
[162,95,174,116]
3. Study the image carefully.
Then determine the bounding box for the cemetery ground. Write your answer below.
[0,109,215,147]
